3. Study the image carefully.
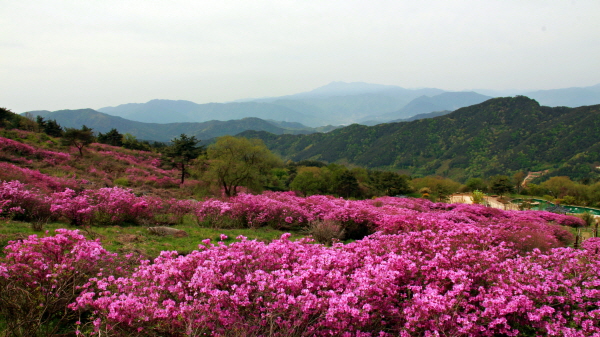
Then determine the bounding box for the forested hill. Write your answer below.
[239,96,600,181]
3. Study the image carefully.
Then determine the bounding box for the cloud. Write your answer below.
[1,0,599,112]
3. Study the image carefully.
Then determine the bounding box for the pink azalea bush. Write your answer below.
[0,180,54,224]
[0,162,80,192]
[194,192,579,244]
[50,187,163,226]
[1,186,596,336]
[74,230,600,336]
[582,237,600,253]
[0,229,132,336]
[0,136,71,164]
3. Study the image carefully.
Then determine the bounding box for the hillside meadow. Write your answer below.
[0,126,599,336]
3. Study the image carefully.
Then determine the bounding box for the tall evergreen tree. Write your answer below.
[165,134,204,185]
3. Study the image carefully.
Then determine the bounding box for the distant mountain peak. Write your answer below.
[302,81,405,96]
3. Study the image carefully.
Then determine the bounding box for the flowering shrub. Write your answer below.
[0,162,80,192]
[74,230,600,336]
[0,180,54,225]
[1,183,597,336]
[0,136,71,164]
[0,229,130,336]
[582,237,600,253]
[193,193,579,244]
[49,187,163,226]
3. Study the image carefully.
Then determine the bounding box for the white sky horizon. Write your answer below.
[2,0,599,113]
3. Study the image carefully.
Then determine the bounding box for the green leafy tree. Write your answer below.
[97,128,124,147]
[205,136,282,197]
[290,167,327,196]
[489,175,514,198]
[465,178,487,192]
[36,116,63,137]
[370,171,411,196]
[541,176,576,199]
[44,119,63,137]
[334,170,360,199]
[472,190,485,204]
[122,133,152,151]
[512,171,526,194]
[164,134,204,185]
[61,125,95,157]
[0,107,15,127]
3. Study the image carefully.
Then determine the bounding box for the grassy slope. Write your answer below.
[0,219,304,259]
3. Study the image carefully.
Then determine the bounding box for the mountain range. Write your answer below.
[28,109,337,143]
[93,82,600,127]
[238,96,600,182]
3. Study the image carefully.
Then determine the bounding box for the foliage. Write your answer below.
[204,136,282,197]
[240,97,600,182]
[369,170,411,196]
[61,126,95,157]
[489,175,513,197]
[72,198,597,336]
[472,190,485,204]
[289,167,328,196]
[307,220,345,245]
[35,116,63,137]
[465,177,487,192]
[0,229,130,336]
[411,176,461,201]
[97,128,123,147]
[164,133,204,184]
[333,170,360,198]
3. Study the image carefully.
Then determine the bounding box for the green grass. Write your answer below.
[0,218,306,259]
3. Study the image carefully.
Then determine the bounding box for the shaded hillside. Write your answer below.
[28,109,325,142]
[239,97,600,181]
[392,110,452,123]
[99,100,327,127]
[360,91,491,124]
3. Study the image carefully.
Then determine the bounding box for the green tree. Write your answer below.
[97,128,124,147]
[164,134,204,185]
[205,136,282,197]
[465,177,487,192]
[512,171,526,194]
[370,171,411,196]
[0,107,15,127]
[489,175,514,198]
[37,116,63,137]
[541,176,576,199]
[472,190,485,204]
[334,170,360,199]
[290,167,327,196]
[44,119,63,137]
[61,125,95,157]
[122,133,151,151]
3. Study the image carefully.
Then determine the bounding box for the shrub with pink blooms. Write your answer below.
[0,229,133,336]
[0,136,71,164]
[74,230,600,336]
[49,186,163,226]
[0,180,54,226]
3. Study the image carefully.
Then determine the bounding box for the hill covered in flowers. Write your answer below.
[1,124,599,336]
[0,128,192,197]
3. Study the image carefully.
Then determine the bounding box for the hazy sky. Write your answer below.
[2,0,600,112]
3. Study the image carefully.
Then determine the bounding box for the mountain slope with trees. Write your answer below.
[239,96,600,182]
[28,109,329,142]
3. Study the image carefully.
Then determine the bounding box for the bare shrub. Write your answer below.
[307,220,345,245]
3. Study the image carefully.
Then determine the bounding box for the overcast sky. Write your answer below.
[2,0,599,112]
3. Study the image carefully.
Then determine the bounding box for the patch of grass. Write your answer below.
[0,219,305,259]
